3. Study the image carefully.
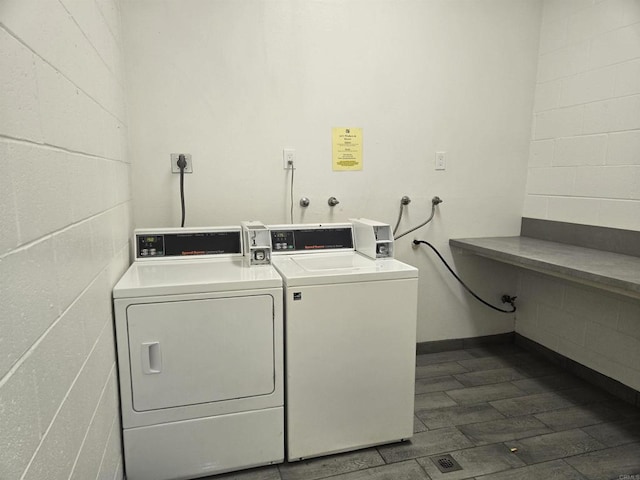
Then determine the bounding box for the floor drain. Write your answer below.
[431,454,463,473]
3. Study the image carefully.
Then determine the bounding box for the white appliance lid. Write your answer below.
[113,257,282,298]
[271,252,417,286]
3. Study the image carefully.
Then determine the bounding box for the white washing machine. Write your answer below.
[269,222,418,461]
[113,226,284,480]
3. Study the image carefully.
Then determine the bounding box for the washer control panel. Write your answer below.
[271,231,295,251]
[270,225,354,252]
[135,229,242,259]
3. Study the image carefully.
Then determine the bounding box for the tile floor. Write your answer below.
[212,343,640,480]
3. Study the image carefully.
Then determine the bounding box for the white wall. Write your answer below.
[122,0,542,342]
[0,1,130,478]
[524,0,640,229]
[517,0,640,391]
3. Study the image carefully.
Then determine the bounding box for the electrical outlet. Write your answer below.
[171,153,193,173]
[435,151,446,171]
[283,148,296,169]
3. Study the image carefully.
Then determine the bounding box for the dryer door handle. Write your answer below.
[141,341,162,374]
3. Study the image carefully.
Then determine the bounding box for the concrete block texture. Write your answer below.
[596,199,640,231]
[589,23,640,69]
[553,135,607,167]
[0,238,59,378]
[1,0,125,123]
[615,58,640,96]
[516,272,640,392]
[525,0,640,231]
[546,196,600,225]
[0,362,41,480]
[573,166,640,200]
[525,166,575,196]
[0,0,128,479]
[533,80,561,112]
[0,141,19,254]
[559,67,616,107]
[618,300,640,341]
[8,143,74,245]
[21,324,117,480]
[533,106,583,140]
[607,131,640,166]
[69,370,119,480]
[0,29,42,142]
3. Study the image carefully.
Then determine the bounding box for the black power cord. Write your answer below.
[177,154,187,227]
[413,239,517,313]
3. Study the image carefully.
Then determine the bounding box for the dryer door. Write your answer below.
[127,295,275,411]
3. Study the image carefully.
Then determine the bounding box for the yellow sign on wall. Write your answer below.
[332,127,362,171]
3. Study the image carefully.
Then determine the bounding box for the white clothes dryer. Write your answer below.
[113,227,284,480]
[269,223,418,461]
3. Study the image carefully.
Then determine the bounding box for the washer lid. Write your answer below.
[113,257,282,298]
[271,252,417,287]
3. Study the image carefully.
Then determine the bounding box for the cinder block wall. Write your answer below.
[517,0,640,392]
[517,273,640,391]
[0,1,130,478]
[524,0,640,226]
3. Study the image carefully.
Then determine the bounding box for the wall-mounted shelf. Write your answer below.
[450,221,640,301]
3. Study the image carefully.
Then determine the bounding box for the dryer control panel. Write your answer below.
[135,228,242,259]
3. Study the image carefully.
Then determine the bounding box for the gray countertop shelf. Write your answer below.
[449,236,640,300]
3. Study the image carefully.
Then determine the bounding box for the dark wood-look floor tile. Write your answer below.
[413,416,427,434]
[511,357,564,378]
[454,368,526,387]
[376,428,473,464]
[213,465,281,480]
[507,429,605,465]
[416,350,475,366]
[414,392,458,410]
[565,442,640,480]
[490,391,584,417]
[417,443,525,480]
[415,361,469,379]
[229,343,640,480]
[445,382,527,405]
[582,419,640,447]
[599,400,640,419]
[457,416,552,445]
[278,449,384,480]
[457,356,516,372]
[416,403,505,429]
[415,375,465,394]
[511,373,587,394]
[533,404,622,431]
[474,459,587,480]
[553,386,613,405]
[325,460,430,480]
[464,344,525,359]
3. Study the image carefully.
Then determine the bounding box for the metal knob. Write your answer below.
[328,196,340,207]
[299,197,310,207]
[401,196,411,205]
